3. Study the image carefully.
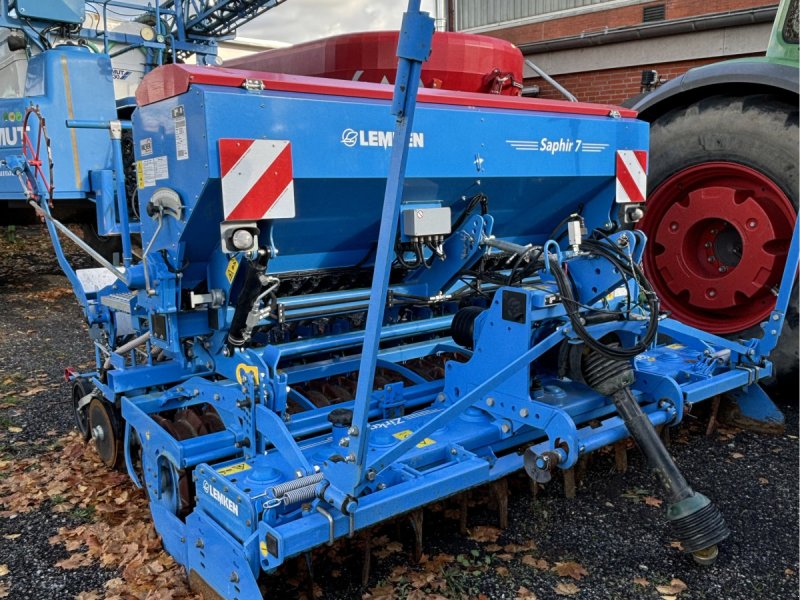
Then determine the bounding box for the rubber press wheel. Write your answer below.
[88,398,123,469]
[637,94,798,386]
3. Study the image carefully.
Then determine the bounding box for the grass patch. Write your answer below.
[69,505,96,523]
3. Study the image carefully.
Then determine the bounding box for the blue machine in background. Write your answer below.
[4,2,798,598]
[0,0,287,229]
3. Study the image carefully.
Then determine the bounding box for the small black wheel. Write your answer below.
[71,378,92,441]
[88,397,122,469]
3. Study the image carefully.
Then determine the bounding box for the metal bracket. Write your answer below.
[243,79,265,91]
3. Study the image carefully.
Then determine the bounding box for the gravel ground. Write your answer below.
[0,225,797,600]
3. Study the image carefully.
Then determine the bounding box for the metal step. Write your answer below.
[101,292,137,314]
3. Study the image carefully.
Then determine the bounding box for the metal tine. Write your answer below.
[408,509,424,563]
[361,530,372,588]
[706,396,721,436]
[614,440,629,473]
[303,551,315,600]
[459,492,469,535]
[492,478,509,529]
[563,466,577,499]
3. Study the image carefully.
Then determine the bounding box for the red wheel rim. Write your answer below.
[637,162,796,334]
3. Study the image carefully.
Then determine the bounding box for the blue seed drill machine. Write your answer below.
[6,2,798,598]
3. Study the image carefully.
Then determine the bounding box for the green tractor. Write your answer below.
[630,0,799,391]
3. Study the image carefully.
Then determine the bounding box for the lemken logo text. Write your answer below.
[202,480,239,516]
[341,128,424,149]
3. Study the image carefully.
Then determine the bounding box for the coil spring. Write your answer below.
[270,472,323,498]
[281,483,318,506]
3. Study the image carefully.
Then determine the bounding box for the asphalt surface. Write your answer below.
[0,226,798,600]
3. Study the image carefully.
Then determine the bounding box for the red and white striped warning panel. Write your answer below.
[219,138,296,221]
[615,149,648,203]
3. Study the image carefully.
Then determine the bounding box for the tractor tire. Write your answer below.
[637,94,798,392]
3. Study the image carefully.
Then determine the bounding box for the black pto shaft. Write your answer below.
[583,351,729,565]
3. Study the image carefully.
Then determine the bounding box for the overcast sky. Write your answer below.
[238,1,439,44]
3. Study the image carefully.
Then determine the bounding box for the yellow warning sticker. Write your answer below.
[393,429,436,448]
[666,343,686,350]
[136,160,145,189]
[218,462,252,476]
[259,540,269,557]
[225,256,239,283]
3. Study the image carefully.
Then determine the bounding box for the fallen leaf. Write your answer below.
[656,578,688,595]
[516,586,538,600]
[6,427,21,434]
[0,565,7,577]
[504,541,536,553]
[553,582,580,596]
[785,568,796,577]
[730,452,744,459]
[644,496,663,508]
[485,544,503,553]
[1,535,19,541]
[469,526,502,543]
[496,553,514,561]
[669,541,684,551]
[521,555,549,570]
[633,577,649,587]
[553,561,588,580]
[0,582,8,598]
[758,477,769,485]
[495,566,509,577]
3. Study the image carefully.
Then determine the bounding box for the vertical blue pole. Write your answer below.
[756,217,799,357]
[325,1,435,499]
[110,123,133,268]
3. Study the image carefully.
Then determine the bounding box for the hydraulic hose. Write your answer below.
[227,251,270,347]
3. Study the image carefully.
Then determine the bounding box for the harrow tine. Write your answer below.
[408,509,424,563]
[459,493,469,535]
[563,466,577,499]
[614,440,628,473]
[706,396,721,437]
[303,551,315,600]
[492,478,509,529]
[361,530,372,588]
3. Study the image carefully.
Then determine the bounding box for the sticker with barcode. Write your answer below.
[172,105,189,161]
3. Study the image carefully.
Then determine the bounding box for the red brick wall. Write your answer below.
[529,54,761,105]
[488,0,777,46]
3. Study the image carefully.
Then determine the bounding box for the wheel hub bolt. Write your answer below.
[718,266,727,273]
[747,220,757,229]
[708,289,717,298]
[707,256,715,263]
[92,425,105,441]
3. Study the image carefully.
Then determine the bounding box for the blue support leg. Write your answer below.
[722,385,786,434]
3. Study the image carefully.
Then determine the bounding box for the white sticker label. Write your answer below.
[153,155,169,180]
[172,105,189,161]
[140,137,153,156]
[138,156,170,188]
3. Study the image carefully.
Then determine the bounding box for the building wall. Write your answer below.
[458,0,778,105]
[532,55,759,104]
[466,0,777,45]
